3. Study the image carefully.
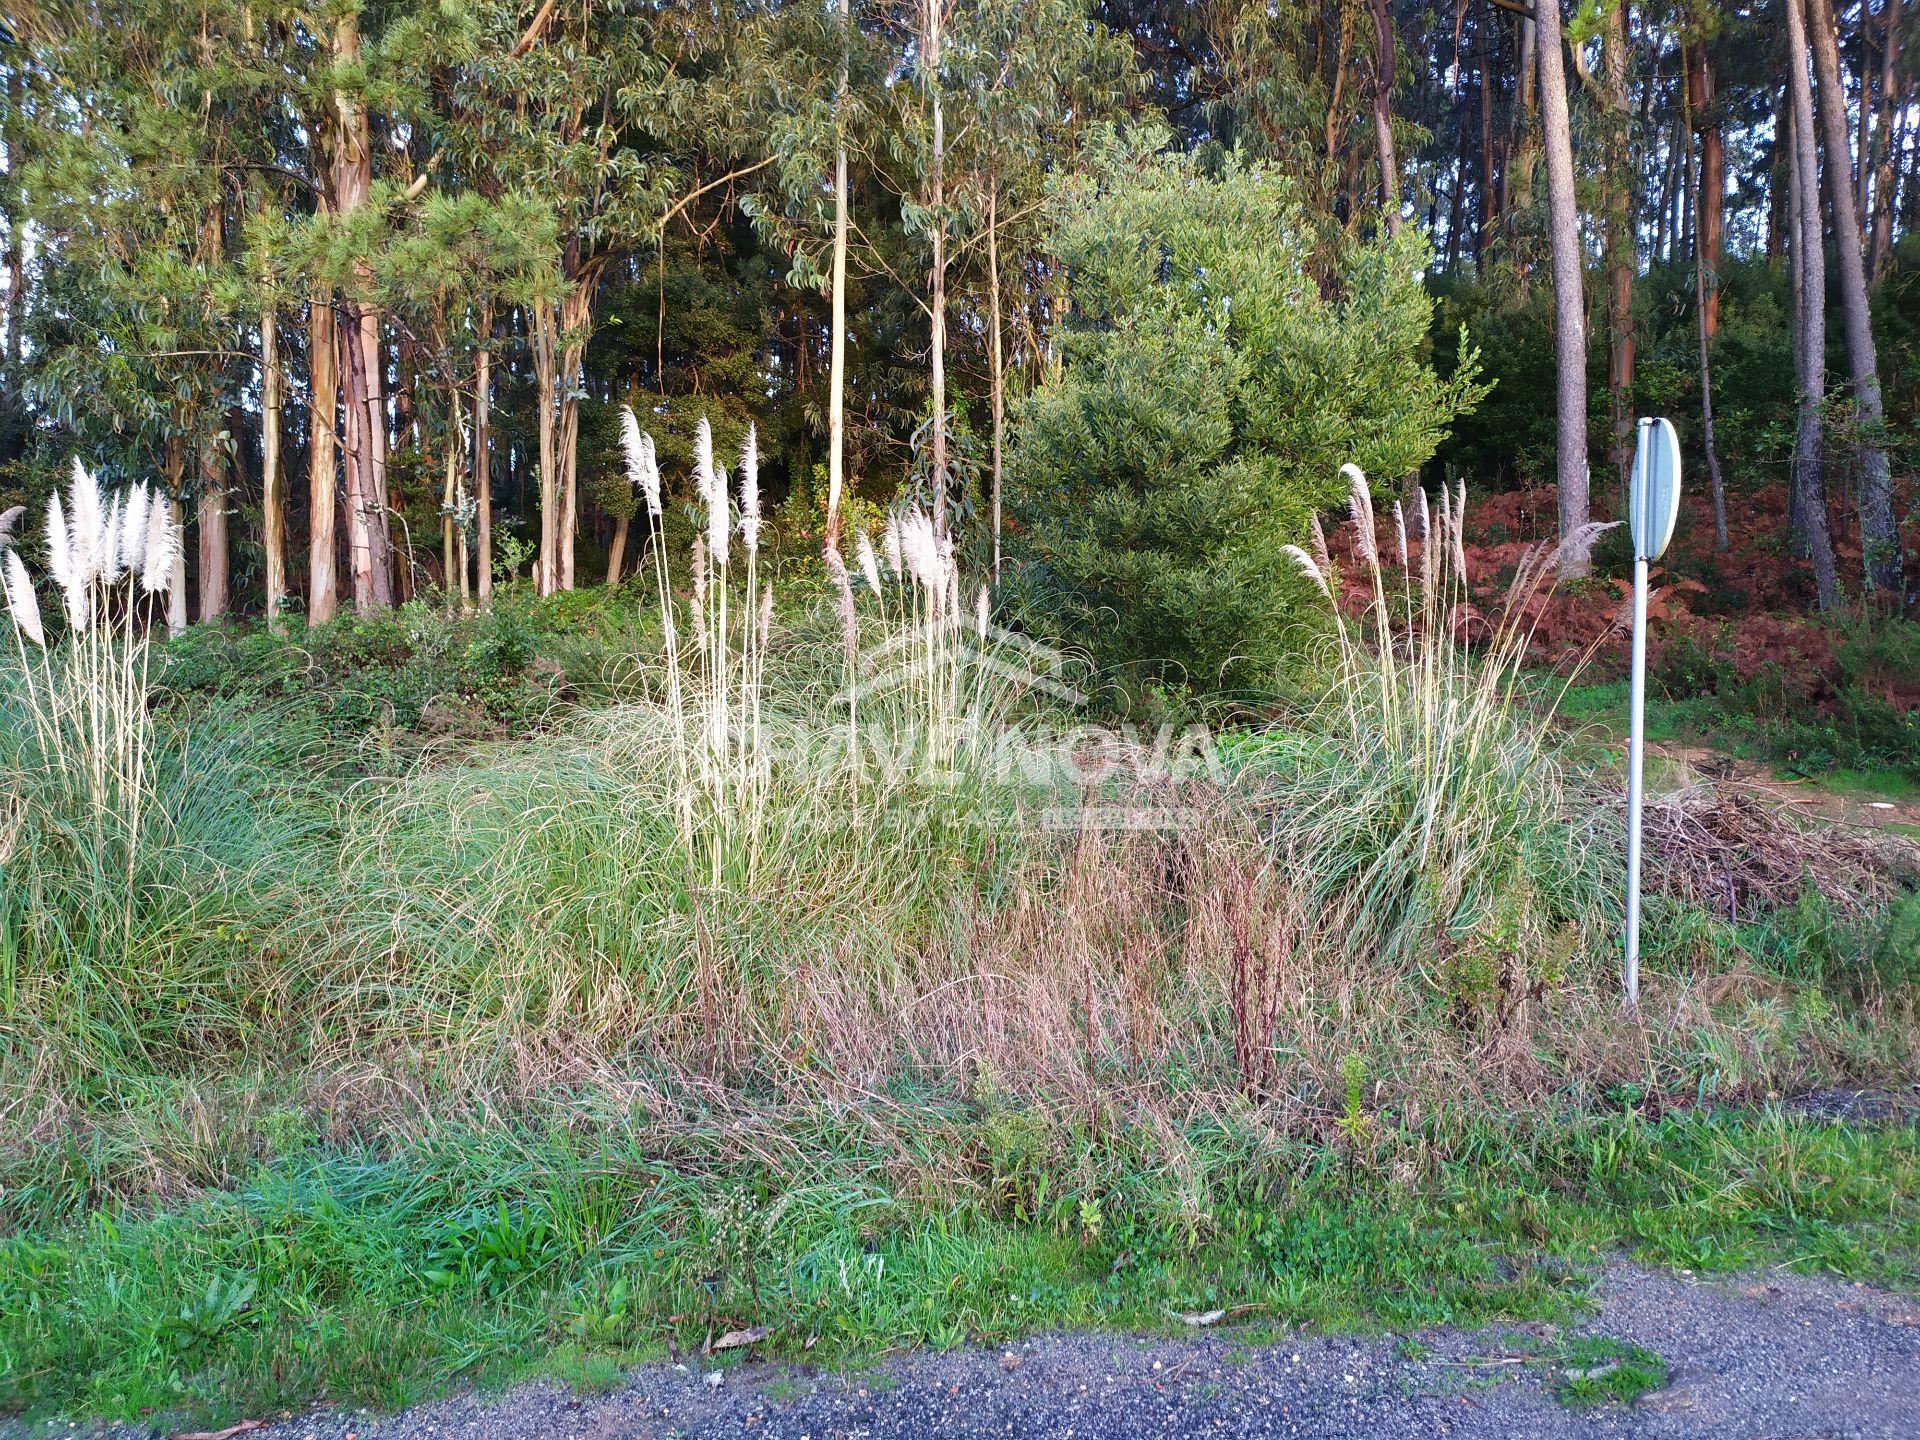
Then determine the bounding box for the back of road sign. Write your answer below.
[1630,417,1681,562]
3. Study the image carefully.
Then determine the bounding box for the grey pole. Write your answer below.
[1624,549,1648,1010]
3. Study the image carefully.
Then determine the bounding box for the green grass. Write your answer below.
[5,581,1918,1431]
[1544,1335,1669,1408]
[2,1106,1915,1425]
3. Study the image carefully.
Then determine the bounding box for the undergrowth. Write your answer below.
[3,467,1917,1426]
[2,1107,1913,1423]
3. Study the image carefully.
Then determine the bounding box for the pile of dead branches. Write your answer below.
[1622,783,1919,922]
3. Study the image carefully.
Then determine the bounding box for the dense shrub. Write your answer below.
[1009,125,1487,697]
[151,590,665,750]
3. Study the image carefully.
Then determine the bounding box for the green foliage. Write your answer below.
[1546,1334,1670,1409]
[150,592,659,751]
[3,1108,1915,1423]
[1011,126,1487,694]
[1640,619,1920,781]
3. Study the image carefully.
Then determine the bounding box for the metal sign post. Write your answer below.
[1624,417,1681,1010]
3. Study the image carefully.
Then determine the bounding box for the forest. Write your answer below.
[2,0,1920,1429]
[0,0,1912,635]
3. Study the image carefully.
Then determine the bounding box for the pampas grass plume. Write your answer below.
[140,495,176,595]
[739,424,761,554]
[856,530,883,594]
[119,484,150,574]
[3,548,44,647]
[882,512,902,577]
[98,495,126,585]
[66,457,106,587]
[620,407,662,519]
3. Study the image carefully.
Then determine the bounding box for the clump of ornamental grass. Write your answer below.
[2,459,179,873]
[1246,466,1619,982]
[617,409,1046,890]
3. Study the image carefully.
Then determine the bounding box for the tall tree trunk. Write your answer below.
[1535,0,1591,567]
[1682,66,1729,552]
[474,298,494,606]
[921,0,951,538]
[1868,0,1905,278]
[1787,0,1844,610]
[340,308,374,610]
[1478,14,1495,253]
[307,287,340,625]
[1767,78,1792,263]
[261,304,287,630]
[555,274,594,590]
[2,66,21,392]
[194,204,230,623]
[825,0,851,554]
[605,514,630,587]
[531,299,559,595]
[1325,0,1354,170]
[1857,0,1876,232]
[987,181,1005,584]
[441,406,462,603]
[1601,0,1636,504]
[163,439,188,637]
[330,17,395,614]
[1687,40,1724,337]
[1508,9,1538,267]
[1367,0,1399,230]
[1806,0,1906,598]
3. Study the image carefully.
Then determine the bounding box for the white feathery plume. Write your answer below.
[3,549,44,647]
[899,507,941,595]
[619,407,662,519]
[855,530,883,594]
[738,424,761,555]
[823,545,857,660]
[709,463,731,567]
[882,511,902,577]
[1280,544,1330,599]
[975,584,989,640]
[0,504,24,550]
[758,583,773,640]
[44,490,72,597]
[1393,501,1408,572]
[1554,520,1621,577]
[1309,511,1331,577]
[642,434,662,519]
[937,532,957,591]
[693,417,728,567]
[1343,463,1376,565]
[98,495,126,584]
[140,495,176,595]
[1452,479,1469,581]
[119,483,150,574]
[1418,488,1437,609]
[66,457,107,587]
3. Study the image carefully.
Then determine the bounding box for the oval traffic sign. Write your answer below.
[1630,417,1681,562]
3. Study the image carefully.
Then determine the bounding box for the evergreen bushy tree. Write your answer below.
[1010,126,1486,696]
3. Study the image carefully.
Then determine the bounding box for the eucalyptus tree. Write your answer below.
[17,0,267,627]
[1785,0,1842,609]
[1533,0,1590,570]
[940,0,1133,577]
[448,0,758,595]
[1804,0,1904,599]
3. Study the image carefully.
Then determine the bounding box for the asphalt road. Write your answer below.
[100,1260,1920,1440]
